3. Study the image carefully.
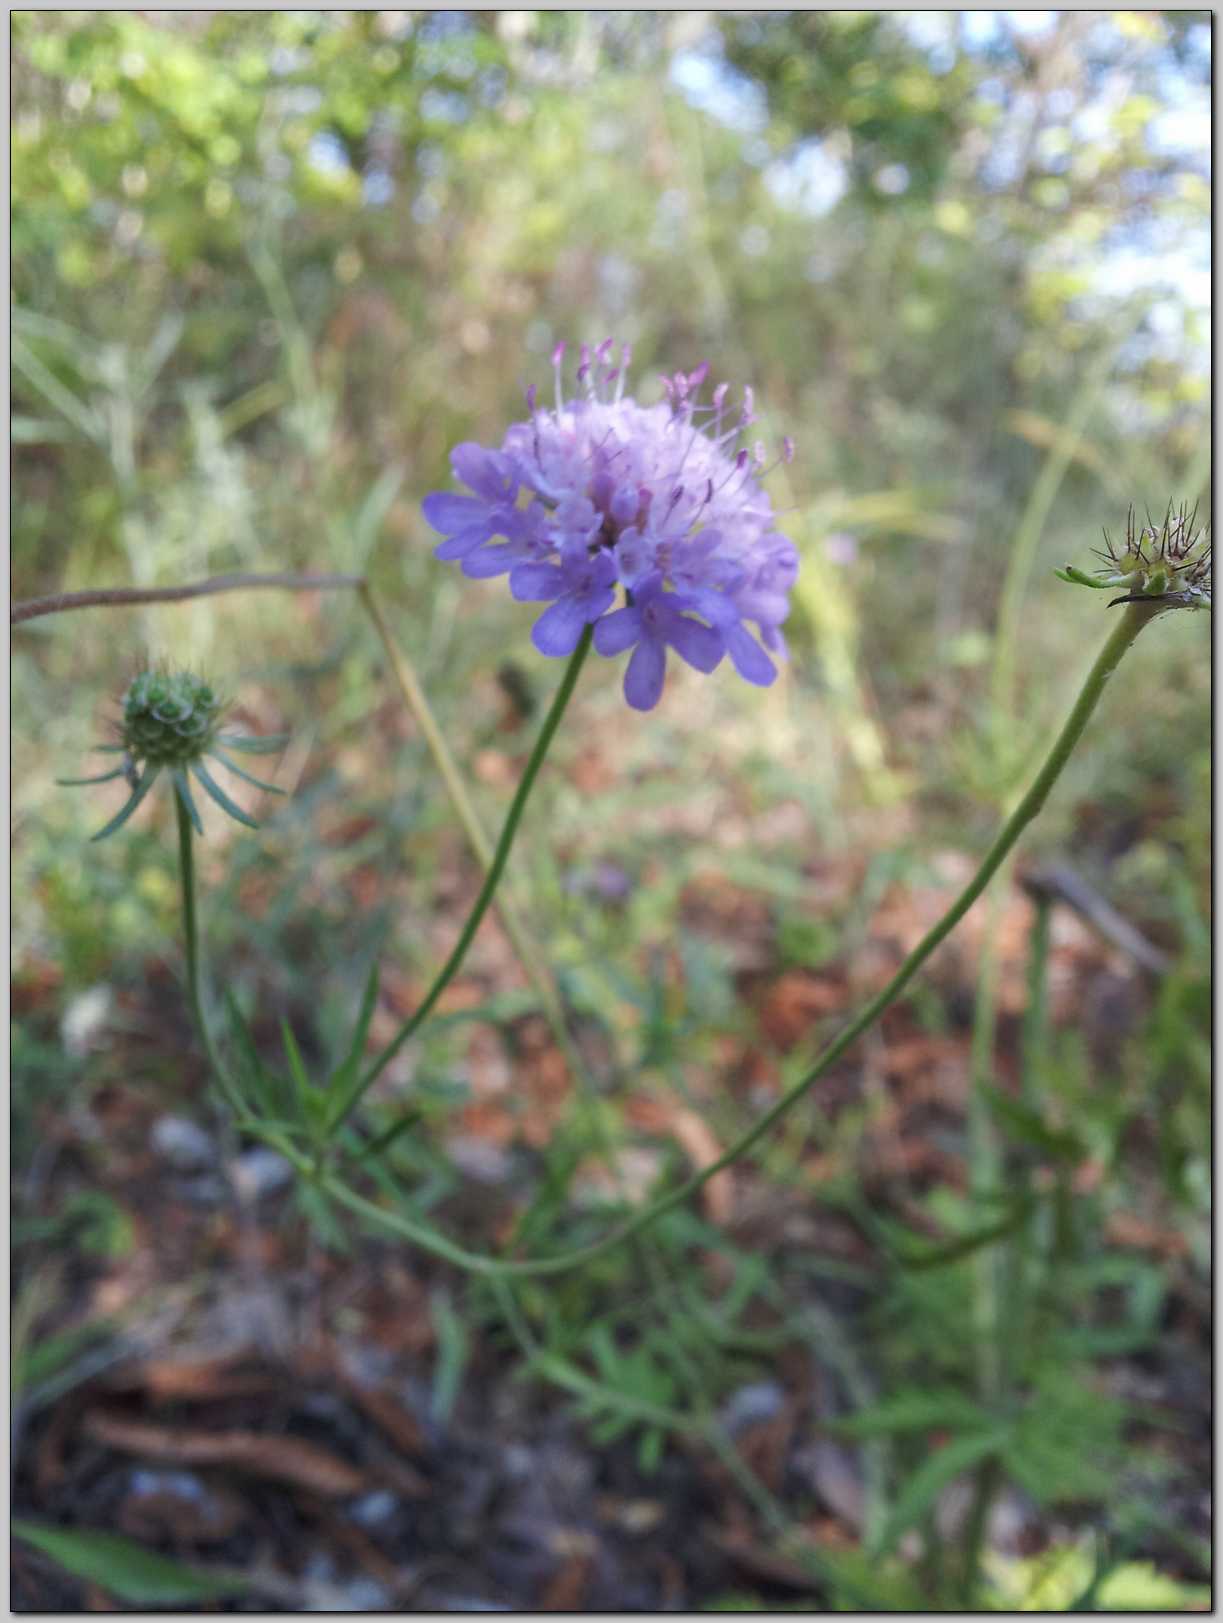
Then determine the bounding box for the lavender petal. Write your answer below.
[593,606,642,657]
[531,594,589,657]
[623,637,667,710]
[668,616,724,674]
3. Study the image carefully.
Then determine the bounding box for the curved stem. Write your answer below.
[359,583,583,1060]
[174,793,245,1116]
[333,624,594,1130]
[12,570,364,626]
[302,602,1157,1276]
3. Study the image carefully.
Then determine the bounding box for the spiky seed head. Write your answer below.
[121,669,225,767]
[1058,500,1211,612]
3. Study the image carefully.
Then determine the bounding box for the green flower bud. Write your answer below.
[59,665,289,842]
[1058,502,1211,613]
[122,669,224,767]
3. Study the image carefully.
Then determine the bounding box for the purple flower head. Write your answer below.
[510,540,617,657]
[422,343,800,709]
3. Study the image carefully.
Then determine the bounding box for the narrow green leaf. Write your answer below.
[191,760,260,829]
[982,1085,1085,1162]
[215,732,287,756]
[873,1429,1009,1557]
[11,339,102,441]
[590,1413,631,1446]
[132,312,184,399]
[11,1522,244,1606]
[888,1201,1035,1270]
[352,1107,422,1164]
[221,992,270,1114]
[429,1290,469,1424]
[325,963,381,1131]
[223,991,260,1073]
[171,769,204,836]
[210,747,285,795]
[831,1390,996,1440]
[638,1424,664,1474]
[12,1321,113,1399]
[294,1179,353,1254]
[93,744,126,754]
[280,1019,310,1090]
[56,768,125,787]
[280,1018,317,1124]
[587,1323,620,1382]
[12,415,78,444]
[90,767,160,842]
[348,462,405,572]
[1054,565,1111,589]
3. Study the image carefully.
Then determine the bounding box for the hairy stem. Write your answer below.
[174,793,244,1116]
[333,625,594,1129]
[12,571,364,626]
[297,601,1157,1276]
[361,584,636,1197]
[359,584,581,1056]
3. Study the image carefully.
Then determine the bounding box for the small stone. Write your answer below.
[445,1135,512,1185]
[302,1552,338,1584]
[794,1438,865,1531]
[62,986,113,1058]
[347,1489,400,1530]
[119,1467,242,1545]
[341,1579,391,1612]
[503,1443,534,1480]
[151,1115,217,1172]
[229,1147,293,1201]
[179,1174,226,1207]
[719,1380,785,1435]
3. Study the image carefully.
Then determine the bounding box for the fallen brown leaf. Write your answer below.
[758,970,846,1051]
[665,1106,735,1225]
[107,1355,279,1404]
[82,1410,367,1497]
[539,1554,593,1612]
[343,1381,428,1460]
[117,1472,246,1546]
[295,1491,404,1590]
[1105,1210,1189,1259]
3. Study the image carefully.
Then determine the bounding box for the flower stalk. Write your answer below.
[295,598,1164,1277]
[174,790,244,1118]
[330,623,595,1133]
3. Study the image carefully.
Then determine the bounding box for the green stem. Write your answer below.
[297,602,1158,1277]
[361,585,657,1273]
[968,874,1008,1402]
[998,890,1053,1394]
[988,322,1137,726]
[358,584,601,1112]
[333,624,594,1131]
[174,793,243,1116]
[1020,894,1053,1103]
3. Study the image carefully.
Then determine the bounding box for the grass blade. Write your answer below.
[12,1522,244,1607]
[325,963,380,1130]
[873,1429,1010,1558]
